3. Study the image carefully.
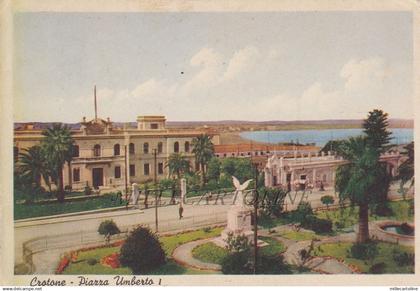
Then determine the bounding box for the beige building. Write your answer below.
[14,115,220,191]
[264,150,404,191]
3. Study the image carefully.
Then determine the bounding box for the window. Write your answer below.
[114,144,120,156]
[114,166,121,179]
[174,142,179,153]
[129,164,135,176]
[72,145,79,157]
[144,163,150,176]
[151,123,158,129]
[184,141,190,153]
[158,162,164,175]
[143,143,149,154]
[129,143,135,154]
[157,142,163,154]
[93,144,101,157]
[13,146,18,162]
[73,168,80,182]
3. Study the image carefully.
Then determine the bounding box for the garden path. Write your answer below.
[172,238,222,271]
[282,231,357,274]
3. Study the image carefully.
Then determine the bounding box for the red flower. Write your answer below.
[56,256,70,274]
[101,253,120,269]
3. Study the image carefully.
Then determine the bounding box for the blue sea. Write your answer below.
[240,128,413,147]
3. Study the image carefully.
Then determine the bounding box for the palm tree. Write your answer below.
[41,124,74,202]
[335,136,389,243]
[398,142,414,190]
[17,145,47,190]
[191,134,214,187]
[166,153,190,180]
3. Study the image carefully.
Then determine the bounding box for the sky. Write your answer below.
[13,12,413,122]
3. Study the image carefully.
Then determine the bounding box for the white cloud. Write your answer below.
[340,57,391,91]
[71,52,410,122]
[223,46,260,81]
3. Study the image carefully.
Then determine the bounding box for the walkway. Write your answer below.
[281,231,357,274]
[172,238,221,271]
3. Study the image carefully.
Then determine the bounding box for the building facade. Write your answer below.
[264,150,404,191]
[14,115,219,191]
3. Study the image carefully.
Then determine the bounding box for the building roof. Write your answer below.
[214,143,319,153]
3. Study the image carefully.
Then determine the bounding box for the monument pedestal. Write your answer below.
[213,205,267,248]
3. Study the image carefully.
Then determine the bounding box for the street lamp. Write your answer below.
[153,148,158,232]
[251,157,262,274]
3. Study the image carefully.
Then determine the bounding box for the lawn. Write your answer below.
[311,242,414,274]
[62,227,223,275]
[190,236,285,265]
[279,230,323,241]
[160,227,223,257]
[259,236,285,256]
[192,242,229,264]
[14,192,125,220]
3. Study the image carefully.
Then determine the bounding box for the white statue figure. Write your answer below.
[232,176,253,206]
[131,183,140,205]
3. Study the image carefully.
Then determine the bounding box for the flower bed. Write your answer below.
[101,253,120,269]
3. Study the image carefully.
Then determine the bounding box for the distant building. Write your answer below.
[14,115,219,191]
[264,150,404,191]
[214,143,319,159]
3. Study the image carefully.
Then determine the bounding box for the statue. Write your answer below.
[131,183,140,206]
[232,176,252,207]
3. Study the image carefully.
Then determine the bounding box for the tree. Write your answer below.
[335,136,389,243]
[363,109,392,153]
[119,226,166,274]
[320,195,334,209]
[17,145,47,190]
[207,157,221,182]
[363,109,392,214]
[98,220,120,244]
[320,140,345,155]
[41,124,74,202]
[166,153,190,180]
[398,142,414,190]
[192,134,214,186]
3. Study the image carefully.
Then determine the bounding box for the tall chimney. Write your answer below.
[94,85,97,121]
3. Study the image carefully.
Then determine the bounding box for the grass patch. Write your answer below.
[62,227,223,275]
[259,236,285,256]
[311,242,414,274]
[192,242,228,265]
[280,231,323,241]
[160,227,223,257]
[14,192,124,220]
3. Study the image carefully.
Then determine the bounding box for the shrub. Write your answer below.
[202,226,212,233]
[291,201,313,223]
[119,226,166,274]
[224,232,251,253]
[98,220,120,238]
[320,195,334,208]
[369,262,386,274]
[87,258,97,266]
[84,184,92,196]
[393,250,415,266]
[374,203,393,217]
[256,254,292,274]
[159,178,175,189]
[301,215,332,234]
[350,241,378,260]
[221,251,252,274]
